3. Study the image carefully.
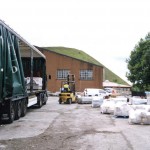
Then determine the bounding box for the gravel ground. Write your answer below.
[0,97,150,150]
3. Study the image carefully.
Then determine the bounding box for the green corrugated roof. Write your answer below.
[42,46,129,85]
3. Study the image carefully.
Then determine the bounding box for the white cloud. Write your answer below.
[1,0,150,84]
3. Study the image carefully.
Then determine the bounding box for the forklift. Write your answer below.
[59,74,76,104]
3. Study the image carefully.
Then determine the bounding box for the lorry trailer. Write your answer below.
[0,20,48,123]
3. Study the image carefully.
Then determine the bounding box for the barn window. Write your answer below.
[57,69,70,79]
[80,70,93,80]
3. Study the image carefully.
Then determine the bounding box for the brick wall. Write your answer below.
[39,48,103,92]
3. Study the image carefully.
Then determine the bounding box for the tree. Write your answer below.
[126,33,150,91]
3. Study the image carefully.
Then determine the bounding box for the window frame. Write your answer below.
[57,69,70,79]
[80,69,93,80]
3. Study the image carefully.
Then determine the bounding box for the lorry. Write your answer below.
[0,20,48,123]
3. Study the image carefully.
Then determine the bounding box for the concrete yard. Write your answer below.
[0,97,150,150]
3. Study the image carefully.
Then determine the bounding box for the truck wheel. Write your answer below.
[43,93,48,105]
[21,99,27,117]
[59,99,62,104]
[8,101,15,123]
[15,100,22,120]
[69,99,72,104]
[37,94,42,108]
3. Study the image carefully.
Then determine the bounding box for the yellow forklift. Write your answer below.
[59,74,76,104]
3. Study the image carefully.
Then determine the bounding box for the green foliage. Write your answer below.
[126,33,150,90]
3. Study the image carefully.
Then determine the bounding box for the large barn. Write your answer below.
[37,47,104,92]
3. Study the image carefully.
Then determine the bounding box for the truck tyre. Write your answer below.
[59,99,62,104]
[69,98,72,104]
[37,94,42,108]
[0,112,2,124]
[43,93,48,105]
[8,101,15,123]
[15,100,22,120]
[21,99,27,117]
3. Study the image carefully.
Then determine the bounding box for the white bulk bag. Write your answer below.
[129,109,150,125]
[131,97,147,105]
[114,102,130,117]
[131,105,150,112]
[101,100,115,114]
[92,96,103,108]
[111,96,128,103]
[78,96,92,104]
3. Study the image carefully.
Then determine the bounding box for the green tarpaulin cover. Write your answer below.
[0,24,25,102]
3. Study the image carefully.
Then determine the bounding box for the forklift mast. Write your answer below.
[67,74,75,82]
[67,74,75,94]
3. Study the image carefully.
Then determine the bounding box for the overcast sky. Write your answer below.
[1,0,150,84]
